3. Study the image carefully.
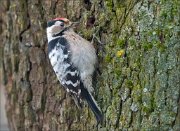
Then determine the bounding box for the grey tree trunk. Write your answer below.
[0,0,179,130]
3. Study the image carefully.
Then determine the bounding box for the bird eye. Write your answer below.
[60,22,64,27]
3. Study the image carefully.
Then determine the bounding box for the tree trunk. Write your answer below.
[0,0,179,130]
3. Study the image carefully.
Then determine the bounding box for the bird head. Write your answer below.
[47,17,72,38]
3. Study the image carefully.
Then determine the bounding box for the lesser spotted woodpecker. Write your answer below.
[46,17,103,123]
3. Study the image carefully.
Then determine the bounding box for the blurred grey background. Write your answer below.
[0,85,9,131]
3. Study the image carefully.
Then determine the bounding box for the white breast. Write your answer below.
[64,31,97,77]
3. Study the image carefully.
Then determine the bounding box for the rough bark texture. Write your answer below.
[0,0,179,131]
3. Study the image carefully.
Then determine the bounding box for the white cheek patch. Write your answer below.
[54,21,62,26]
[47,27,62,42]
[46,21,64,42]
[52,26,61,34]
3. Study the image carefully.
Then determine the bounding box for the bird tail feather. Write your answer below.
[81,84,103,123]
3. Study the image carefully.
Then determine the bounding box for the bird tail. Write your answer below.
[81,83,103,123]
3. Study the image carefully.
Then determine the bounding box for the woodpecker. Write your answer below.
[46,17,103,123]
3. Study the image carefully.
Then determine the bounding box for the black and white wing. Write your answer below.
[48,37,82,106]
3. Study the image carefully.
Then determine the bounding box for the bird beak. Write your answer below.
[70,22,79,28]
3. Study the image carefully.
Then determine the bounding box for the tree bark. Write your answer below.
[0,0,179,130]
